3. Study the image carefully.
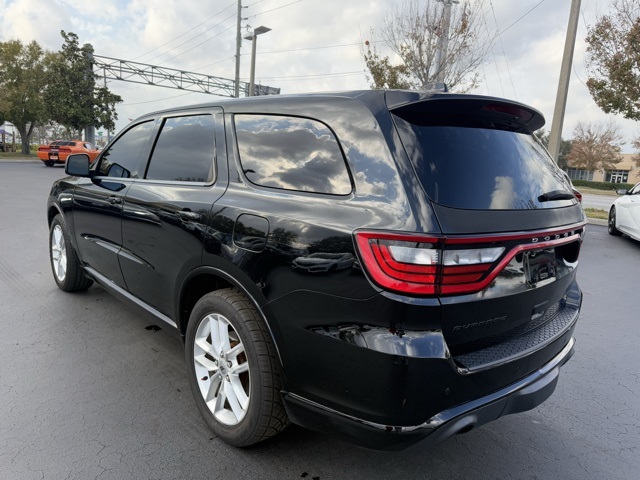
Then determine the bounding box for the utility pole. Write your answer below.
[84,48,96,145]
[548,0,581,163]
[434,0,459,83]
[234,0,243,98]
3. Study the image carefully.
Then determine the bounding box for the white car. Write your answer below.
[608,182,640,241]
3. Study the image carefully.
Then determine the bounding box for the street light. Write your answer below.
[244,26,271,97]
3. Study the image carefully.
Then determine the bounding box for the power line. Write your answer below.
[191,39,377,75]
[132,1,236,62]
[481,6,505,96]
[248,0,303,19]
[245,70,363,81]
[151,14,237,65]
[122,91,196,106]
[255,41,367,55]
[157,23,237,66]
[489,0,517,99]
[498,0,546,36]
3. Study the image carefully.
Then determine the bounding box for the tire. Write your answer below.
[185,289,288,447]
[49,215,93,291]
[44,160,54,167]
[608,206,622,236]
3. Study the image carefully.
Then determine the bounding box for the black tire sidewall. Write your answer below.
[608,207,621,236]
[49,216,71,290]
[185,290,269,447]
[49,215,92,291]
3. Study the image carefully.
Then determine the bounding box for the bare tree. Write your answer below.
[365,0,492,92]
[567,120,625,172]
[632,134,640,168]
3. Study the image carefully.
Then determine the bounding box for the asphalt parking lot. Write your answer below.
[1,160,639,480]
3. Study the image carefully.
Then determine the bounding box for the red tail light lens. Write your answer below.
[355,232,503,295]
[572,188,582,203]
[355,228,583,296]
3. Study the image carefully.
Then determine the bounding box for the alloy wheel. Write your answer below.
[193,313,251,426]
[51,224,67,282]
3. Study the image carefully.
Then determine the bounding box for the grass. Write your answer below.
[584,207,608,220]
[0,152,35,159]
[576,186,625,196]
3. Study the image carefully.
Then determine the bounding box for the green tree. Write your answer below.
[363,0,491,92]
[0,39,51,154]
[566,120,624,172]
[534,129,573,169]
[585,0,640,120]
[45,31,122,137]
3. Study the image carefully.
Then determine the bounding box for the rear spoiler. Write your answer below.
[386,91,545,133]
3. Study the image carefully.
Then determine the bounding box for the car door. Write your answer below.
[617,182,640,237]
[119,110,227,318]
[71,120,155,288]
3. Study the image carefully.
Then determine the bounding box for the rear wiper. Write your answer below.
[538,190,576,202]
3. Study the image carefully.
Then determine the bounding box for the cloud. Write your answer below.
[1,0,637,148]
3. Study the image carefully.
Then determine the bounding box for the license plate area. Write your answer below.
[524,248,556,286]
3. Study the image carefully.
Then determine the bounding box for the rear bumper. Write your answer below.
[283,336,575,451]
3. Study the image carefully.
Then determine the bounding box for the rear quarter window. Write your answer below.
[234,114,352,195]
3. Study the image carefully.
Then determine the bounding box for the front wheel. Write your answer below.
[185,289,288,447]
[49,215,93,291]
[608,206,622,236]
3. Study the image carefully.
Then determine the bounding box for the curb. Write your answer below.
[587,217,607,227]
[0,158,40,163]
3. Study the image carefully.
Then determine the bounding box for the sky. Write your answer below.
[0,0,637,151]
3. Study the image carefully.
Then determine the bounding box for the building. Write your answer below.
[566,153,640,185]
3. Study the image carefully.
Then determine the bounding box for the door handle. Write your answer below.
[179,210,201,221]
[107,196,122,205]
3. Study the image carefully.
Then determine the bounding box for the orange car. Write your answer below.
[37,140,100,166]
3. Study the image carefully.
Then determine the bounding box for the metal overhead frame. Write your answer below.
[92,55,280,97]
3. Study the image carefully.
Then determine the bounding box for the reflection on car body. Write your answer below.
[292,252,355,273]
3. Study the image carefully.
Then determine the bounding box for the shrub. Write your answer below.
[572,179,634,191]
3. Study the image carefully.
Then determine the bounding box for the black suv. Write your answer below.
[47,90,585,450]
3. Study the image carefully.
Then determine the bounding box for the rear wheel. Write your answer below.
[185,289,288,447]
[608,206,622,236]
[49,215,93,291]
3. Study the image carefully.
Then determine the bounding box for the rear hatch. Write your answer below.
[383,92,584,368]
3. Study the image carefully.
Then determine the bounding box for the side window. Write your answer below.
[234,114,351,195]
[98,121,154,178]
[145,115,215,183]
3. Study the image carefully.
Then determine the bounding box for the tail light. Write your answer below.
[572,188,582,203]
[355,227,584,296]
[59,147,72,154]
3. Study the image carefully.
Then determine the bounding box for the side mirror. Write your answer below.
[65,154,91,177]
[615,189,628,195]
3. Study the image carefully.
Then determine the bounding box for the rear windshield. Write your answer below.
[393,116,573,210]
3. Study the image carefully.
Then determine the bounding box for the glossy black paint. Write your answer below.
[47,90,584,450]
